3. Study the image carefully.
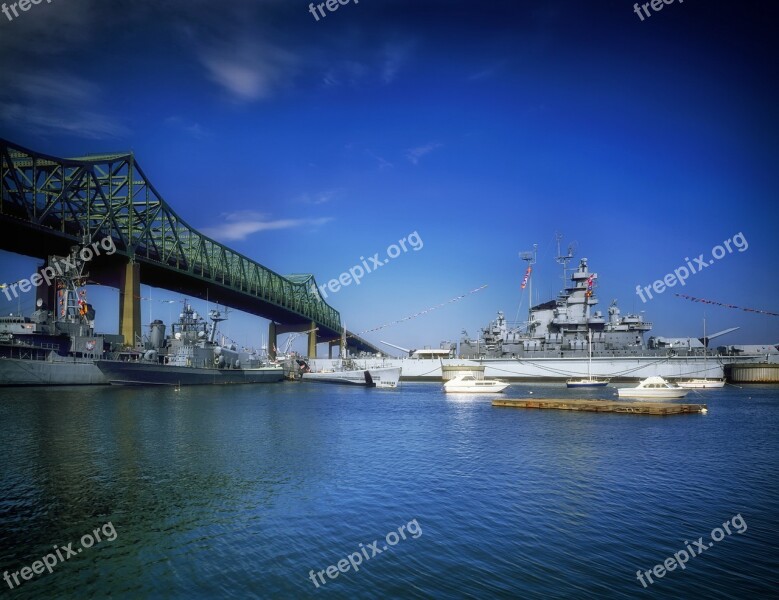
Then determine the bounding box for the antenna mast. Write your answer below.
[555,233,575,292]
[519,244,537,332]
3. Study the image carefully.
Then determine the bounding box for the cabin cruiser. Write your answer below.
[617,376,689,399]
[443,374,509,393]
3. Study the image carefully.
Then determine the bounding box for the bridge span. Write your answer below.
[0,138,381,357]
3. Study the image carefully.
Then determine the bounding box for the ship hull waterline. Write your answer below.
[305,355,769,383]
[95,360,284,386]
[0,358,108,386]
[300,367,402,388]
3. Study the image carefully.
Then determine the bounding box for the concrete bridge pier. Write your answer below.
[271,321,319,359]
[268,322,277,360]
[308,322,317,358]
[119,261,141,347]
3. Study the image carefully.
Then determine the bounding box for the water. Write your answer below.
[1,382,777,598]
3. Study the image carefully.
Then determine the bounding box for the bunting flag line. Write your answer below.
[520,267,532,290]
[675,294,779,317]
[355,284,489,336]
[319,284,489,345]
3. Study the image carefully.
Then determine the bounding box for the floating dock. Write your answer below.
[492,398,708,416]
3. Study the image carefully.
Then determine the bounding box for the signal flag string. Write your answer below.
[319,284,489,345]
[675,294,779,317]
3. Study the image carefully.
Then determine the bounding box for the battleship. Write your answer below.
[95,301,283,386]
[308,243,778,381]
[0,247,123,386]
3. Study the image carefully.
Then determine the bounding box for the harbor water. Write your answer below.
[1,383,777,598]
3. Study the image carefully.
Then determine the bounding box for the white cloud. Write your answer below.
[198,40,296,102]
[201,211,332,241]
[406,142,443,165]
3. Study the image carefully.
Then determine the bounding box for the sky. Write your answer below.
[0,0,777,354]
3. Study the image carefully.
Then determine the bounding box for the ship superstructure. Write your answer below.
[0,246,123,385]
[96,301,283,385]
[460,257,655,358]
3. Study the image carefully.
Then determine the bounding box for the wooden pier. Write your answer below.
[492,398,708,416]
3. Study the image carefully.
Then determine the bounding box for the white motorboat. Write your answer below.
[443,374,509,393]
[617,376,689,399]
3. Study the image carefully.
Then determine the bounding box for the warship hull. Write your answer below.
[307,354,772,382]
[0,358,107,386]
[95,360,284,386]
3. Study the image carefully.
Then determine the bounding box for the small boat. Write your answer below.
[676,378,725,389]
[297,359,401,388]
[617,376,689,399]
[676,319,725,389]
[566,329,610,387]
[443,374,509,393]
[566,377,610,388]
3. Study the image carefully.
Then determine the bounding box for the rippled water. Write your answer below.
[1,382,777,598]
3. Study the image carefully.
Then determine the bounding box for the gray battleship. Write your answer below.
[327,243,777,381]
[0,248,123,386]
[95,301,283,385]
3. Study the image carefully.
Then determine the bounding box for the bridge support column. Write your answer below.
[268,322,277,360]
[308,321,317,358]
[119,261,141,347]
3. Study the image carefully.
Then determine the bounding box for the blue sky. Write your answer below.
[1,0,777,353]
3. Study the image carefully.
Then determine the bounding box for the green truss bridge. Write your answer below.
[0,138,380,357]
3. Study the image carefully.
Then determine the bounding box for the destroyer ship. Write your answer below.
[95,301,283,385]
[0,247,123,386]
[309,244,777,381]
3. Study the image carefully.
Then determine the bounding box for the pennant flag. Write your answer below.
[675,294,778,317]
[520,267,532,290]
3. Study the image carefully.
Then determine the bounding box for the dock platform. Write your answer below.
[492,398,708,416]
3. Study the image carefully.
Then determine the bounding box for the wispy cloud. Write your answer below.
[296,190,340,205]
[467,61,507,82]
[165,116,208,139]
[0,71,128,139]
[406,142,443,165]
[322,61,369,88]
[318,41,413,88]
[367,150,394,170]
[201,211,332,242]
[382,42,412,84]
[198,40,296,102]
